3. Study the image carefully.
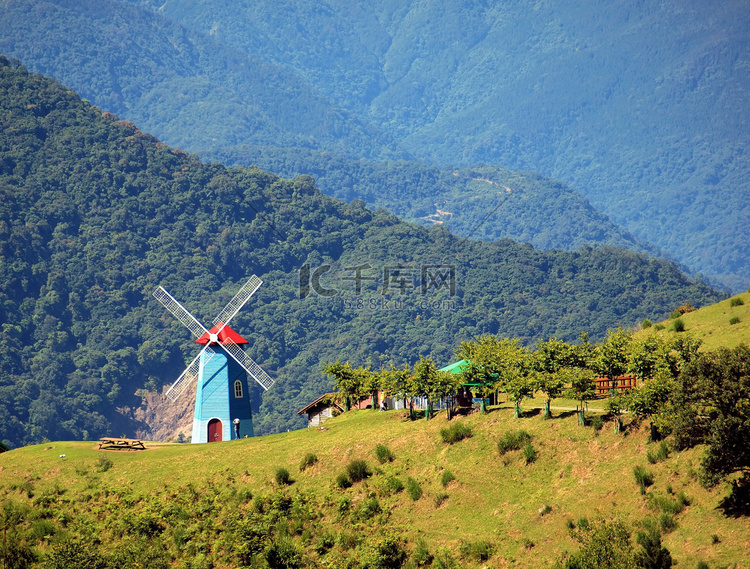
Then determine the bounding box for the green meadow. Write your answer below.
[2,401,748,567]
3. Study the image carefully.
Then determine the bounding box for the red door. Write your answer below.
[208,419,222,442]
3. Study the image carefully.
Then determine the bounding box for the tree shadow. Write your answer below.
[520,408,541,418]
[553,409,578,420]
[718,475,750,518]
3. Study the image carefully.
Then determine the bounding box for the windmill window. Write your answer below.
[234,380,243,398]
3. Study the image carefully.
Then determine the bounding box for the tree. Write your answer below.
[557,518,637,569]
[457,336,502,413]
[496,345,532,420]
[322,360,369,411]
[378,363,410,411]
[534,338,577,419]
[665,344,750,487]
[564,367,597,427]
[458,336,530,414]
[595,328,632,395]
[412,356,457,421]
[428,368,463,420]
[605,395,626,434]
[627,334,669,383]
[361,368,382,411]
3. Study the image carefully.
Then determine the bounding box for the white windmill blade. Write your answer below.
[212,275,263,332]
[222,337,275,391]
[165,346,216,402]
[153,286,210,339]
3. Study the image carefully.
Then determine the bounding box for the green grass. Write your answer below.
[635,291,750,351]
[1,407,749,567]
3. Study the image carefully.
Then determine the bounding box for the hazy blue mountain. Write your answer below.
[133,0,750,292]
[203,145,657,255]
[3,0,749,291]
[0,0,401,160]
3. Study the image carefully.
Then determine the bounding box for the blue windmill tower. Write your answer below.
[153,276,274,443]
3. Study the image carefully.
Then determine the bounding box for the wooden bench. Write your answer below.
[98,437,146,451]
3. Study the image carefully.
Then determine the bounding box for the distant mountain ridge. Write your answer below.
[204,145,657,255]
[5,0,749,291]
[0,58,722,448]
[132,0,750,292]
[0,0,402,160]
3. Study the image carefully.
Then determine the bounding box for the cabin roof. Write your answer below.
[297,393,343,415]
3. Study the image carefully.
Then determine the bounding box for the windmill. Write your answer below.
[153,275,274,443]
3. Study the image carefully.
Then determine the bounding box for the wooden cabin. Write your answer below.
[297,393,344,428]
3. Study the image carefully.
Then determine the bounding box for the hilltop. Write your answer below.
[1,403,748,567]
[634,291,750,352]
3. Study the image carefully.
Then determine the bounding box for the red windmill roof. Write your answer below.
[195,323,249,345]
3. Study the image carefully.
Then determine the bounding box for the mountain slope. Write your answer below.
[0,0,399,160]
[23,0,736,292]
[1,0,661,264]
[203,145,657,254]
[149,0,750,291]
[0,57,722,450]
[1,409,748,567]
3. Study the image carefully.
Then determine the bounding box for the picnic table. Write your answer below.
[98,437,146,451]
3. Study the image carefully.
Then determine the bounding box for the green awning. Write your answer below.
[440,359,499,387]
[439,359,469,374]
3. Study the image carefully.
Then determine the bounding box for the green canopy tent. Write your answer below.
[439,359,498,411]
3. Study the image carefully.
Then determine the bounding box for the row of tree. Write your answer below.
[326,331,750,490]
[325,328,702,426]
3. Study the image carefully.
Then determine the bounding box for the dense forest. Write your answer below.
[2,0,748,291]
[203,146,655,255]
[0,58,722,449]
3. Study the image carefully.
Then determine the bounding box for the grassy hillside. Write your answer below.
[635,291,750,352]
[1,405,748,567]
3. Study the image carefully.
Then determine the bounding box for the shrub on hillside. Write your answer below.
[730,297,745,307]
[374,444,394,464]
[589,415,604,431]
[647,441,670,464]
[406,477,422,501]
[434,492,449,508]
[384,476,404,495]
[440,422,472,444]
[299,453,318,471]
[634,465,655,494]
[440,470,455,488]
[459,540,494,562]
[335,473,351,489]
[672,318,685,332]
[274,467,293,486]
[522,442,538,465]
[497,430,532,455]
[345,459,371,483]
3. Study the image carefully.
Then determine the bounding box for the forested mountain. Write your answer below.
[0,0,400,160]
[0,0,651,261]
[0,59,722,449]
[203,146,654,253]
[3,0,748,291]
